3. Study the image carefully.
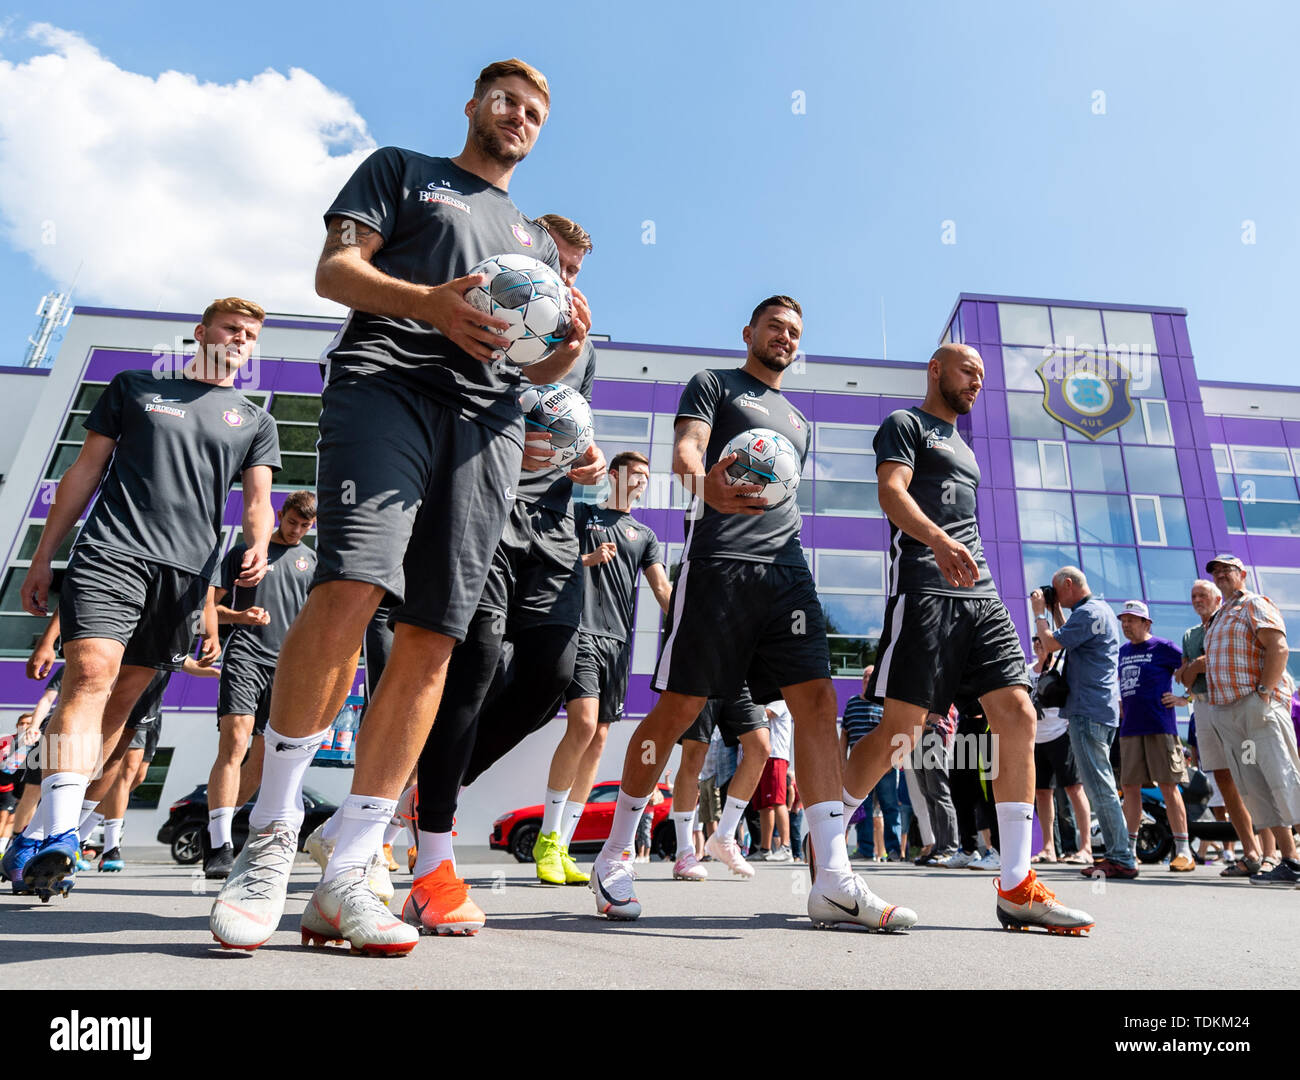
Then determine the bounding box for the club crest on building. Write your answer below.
[1036,348,1134,440]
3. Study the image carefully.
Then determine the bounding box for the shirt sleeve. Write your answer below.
[873,410,920,471]
[82,371,130,440]
[578,341,596,402]
[218,546,243,592]
[1245,595,1287,636]
[323,146,407,243]
[641,528,663,572]
[1054,605,1094,650]
[240,410,282,474]
[675,371,722,428]
[1159,640,1183,672]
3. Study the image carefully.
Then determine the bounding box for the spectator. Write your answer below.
[1032,567,1136,879]
[755,700,793,861]
[1116,600,1195,871]
[696,727,725,844]
[1201,555,1300,887]
[787,769,804,862]
[900,758,935,862]
[914,709,959,865]
[840,668,900,860]
[1029,635,1092,864]
[948,698,1000,870]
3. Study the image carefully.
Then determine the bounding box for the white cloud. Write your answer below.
[0,23,375,315]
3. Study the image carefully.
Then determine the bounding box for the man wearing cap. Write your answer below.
[1117,600,1194,871]
[1176,579,1267,877]
[1201,555,1300,886]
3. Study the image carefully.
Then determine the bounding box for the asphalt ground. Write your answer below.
[2,845,1296,991]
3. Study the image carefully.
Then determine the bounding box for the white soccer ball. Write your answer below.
[720,428,801,509]
[465,253,572,367]
[518,383,595,467]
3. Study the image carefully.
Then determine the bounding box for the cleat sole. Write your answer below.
[211,934,264,951]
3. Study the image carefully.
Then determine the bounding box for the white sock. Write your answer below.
[321,806,343,842]
[558,800,585,848]
[1174,834,1192,860]
[208,806,235,848]
[413,829,456,878]
[671,810,694,855]
[717,795,749,840]
[995,802,1033,890]
[79,810,104,845]
[805,801,852,876]
[102,818,124,852]
[382,821,403,847]
[841,785,865,822]
[41,773,89,837]
[248,725,328,831]
[322,794,397,881]
[77,799,100,835]
[541,786,569,836]
[692,809,702,833]
[1129,831,1139,859]
[599,789,649,861]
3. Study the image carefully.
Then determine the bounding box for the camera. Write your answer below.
[1039,584,1057,607]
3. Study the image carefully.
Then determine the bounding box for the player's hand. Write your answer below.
[236,547,269,587]
[521,430,553,472]
[27,641,57,680]
[702,454,767,515]
[241,606,271,627]
[933,536,980,589]
[20,560,52,617]
[196,634,222,667]
[568,442,607,486]
[583,542,617,567]
[419,274,513,364]
[1028,588,1046,615]
[547,286,592,368]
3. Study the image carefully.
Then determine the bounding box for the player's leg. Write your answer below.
[206,713,254,876]
[534,696,599,884]
[236,736,264,807]
[705,719,769,875]
[671,737,709,880]
[96,746,142,872]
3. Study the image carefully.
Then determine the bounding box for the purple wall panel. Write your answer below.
[1160,355,1185,401]
[593,380,656,411]
[1241,535,1300,568]
[1176,448,1203,498]
[1221,416,1286,446]
[980,345,1004,391]
[1152,314,1176,357]
[983,543,1000,585]
[1172,317,1193,358]
[1187,498,1214,550]
[1168,400,1192,445]
[987,394,1010,438]
[998,540,1028,595]
[652,382,683,413]
[1283,421,1300,448]
[812,516,881,549]
[812,394,871,423]
[993,488,1020,539]
[1200,411,1224,441]
[269,362,325,394]
[86,349,155,381]
[989,438,1015,488]
[977,302,1000,343]
[785,390,816,416]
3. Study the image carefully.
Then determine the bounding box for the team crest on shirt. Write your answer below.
[512,223,534,247]
[787,412,802,430]
[624,526,638,541]
[221,409,245,428]
[295,556,309,571]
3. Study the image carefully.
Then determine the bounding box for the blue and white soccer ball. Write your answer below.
[465,253,572,367]
[720,428,801,509]
[518,383,595,466]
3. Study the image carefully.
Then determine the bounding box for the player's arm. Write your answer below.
[1028,589,1066,653]
[196,587,222,666]
[1255,627,1289,696]
[567,439,607,487]
[30,686,60,728]
[643,562,673,614]
[236,465,275,587]
[582,542,617,568]
[674,418,765,516]
[876,461,978,588]
[211,585,269,627]
[27,611,61,680]
[21,432,117,616]
[315,216,513,364]
[181,656,221,679]
[522,286,592,386]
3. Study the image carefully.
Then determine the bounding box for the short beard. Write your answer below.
[753,344,793,373]
[939,376,974,415]
[471,110,528,165]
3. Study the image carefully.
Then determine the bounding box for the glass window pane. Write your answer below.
[44,444,82,481]
[815,424,875,452]
[821,594,887,637]
[1217,473,1237,498]
[268,394,321,423]
[827,637,878,678]
[1041,442,1069,488]
[1231,447,1292,474]
[1101,310,1157,349]
[1007,393,1063,439]
[274,455,318,486]
[593,412,651,440]
[1256,569,1300,607]
[1212,446,1231,472]
[817,552,884,591]
[816,481,880,515]
[1123,446,1181,495]
[1022,543,1079,595]
[0,567,63,613]
[1012,440,1042,488]
[1140,549,1198,603]
[1159,497,1192,548]
[16,525,79,564]
[0,614,54,655]
[1065,425,1118,443]
[652,414,677,443]
[1118,409,1147,445]
[72,383,108,411]
[1017,490,1075,542]
[1133,496,1163,544]
[1050,307,1104,345]
[1120,349,1164,398]
[1074,494,1135,545]
[1236,474,1299,502]
[1240,501,1300,535]
[998,304,1052,345]
[1223,499,1244,533]
[1002,347,1047,392]
[1142,401,1173,445]
[1081,546,1142,602]
[812,453,875,481]
[1147,604,1198,639]
[276,425,319,453]
[128,747,173,810]
[59,416,89,442]
[797,483,814,515]
[1068,443,1126,491]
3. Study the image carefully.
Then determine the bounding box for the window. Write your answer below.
[1140,400,1174,446]
[998,304,1052,345]
[1081,546,1142,602]
[1068,442,1127,492]
[1002,347,1046,392]
[1239,501,1300,535]
[267,393,321,491]
[815,423,874,452]
[1017,490,1075,542]
[593,411,651,441]
[1147,603,1198,638]
[1123,446,1181,495]
[1050,307,1103,345]
[1139,549,1198,604]
[1159,497,1193,548]
[1131,494,1166,546]
[1100,310,1157,350]
[815,481,881,516]
[128,747,174,810]
[44,381,107,481]
[1012,440,1042,488]
[1022,543,1079,597]
[816,549,885,677]
[1007,392,1064,439]
[1039,441,1070,488]
[1235,474,1299,502]
[1229,446,1292,475]
[1255,567,1300,607]
[1074,494,1135,545]
[1212,445,1231,473]
[0,515,90,656]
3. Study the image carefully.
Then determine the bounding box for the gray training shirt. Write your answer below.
[515,339,596,517]
[217,540,317,667]
[322,148,561,444]
[676,368,810,566]
[576,502,662,641]
[874,406,996,598]
[78,370,281,577]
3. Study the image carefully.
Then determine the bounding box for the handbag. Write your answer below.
[1035,650,1069,710]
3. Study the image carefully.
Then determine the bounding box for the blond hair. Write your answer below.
[202,297,265,326]
[537,213,592,253]
[474,59,550,105]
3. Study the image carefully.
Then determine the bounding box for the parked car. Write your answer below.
[490,780,674,863]
[156,784,339,865]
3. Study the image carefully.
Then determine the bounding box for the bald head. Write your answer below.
[925,343,984,417]
[930,343,981,366]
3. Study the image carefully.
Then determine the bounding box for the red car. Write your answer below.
[491,780,674,862]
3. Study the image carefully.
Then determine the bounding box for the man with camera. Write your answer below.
[1031,568,1135,879]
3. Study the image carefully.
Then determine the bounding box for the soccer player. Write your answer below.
[210,59,590,956]
[531,451,672,885]
[400,212,604,932]
[17,297,278,900]
[841,343,1094,934]
[589,295,916,930]
[203,491,318,880]
[669,690,771,881]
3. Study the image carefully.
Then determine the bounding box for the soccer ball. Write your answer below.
[465,253,572,367]
[518,383,595,467]
[720,428,801,509]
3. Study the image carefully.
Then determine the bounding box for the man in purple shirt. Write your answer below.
[1117,600,1193,871]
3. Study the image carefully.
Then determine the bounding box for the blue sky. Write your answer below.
[0,1,1295,381]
